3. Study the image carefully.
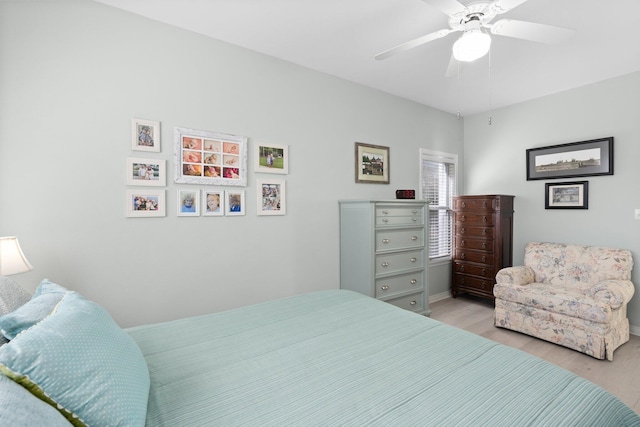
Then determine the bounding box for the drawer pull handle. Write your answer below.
[483,216,487,222]
[381,262,389,267]
[483,201,487,207]
[410,257,417,263]
[481,282,486,289]
[383,218,389,223]
[461,253,466,260]
[482,242,487,249]
[482,256,486,262]
[409,300,417,306]
[412,218,417,222]
[410,279,417,285]
[382,210,389,215]
[482,229,487,236]
[460,265,465,271]
[411,236,418,241]
[461,240,465,246]
[461,202,466,208]
[481,269,486,276]
[461,215,466,221]
[381,285,389,291]
[411,209,417,214]
[382,238,390,244]
[461,228,466,234]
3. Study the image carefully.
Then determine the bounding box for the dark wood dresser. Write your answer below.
[451,195,514,300]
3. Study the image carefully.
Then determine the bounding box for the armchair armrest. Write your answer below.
[587,280,635,310]
[495,266,535,286]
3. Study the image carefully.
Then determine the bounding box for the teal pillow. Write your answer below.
[0,291,150,427]
[0,279,67,340]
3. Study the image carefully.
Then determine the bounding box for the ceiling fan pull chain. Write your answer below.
[488,47,492,126]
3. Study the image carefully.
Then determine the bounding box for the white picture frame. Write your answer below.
[126,189,165,217]
[131,118,160,152]
[225,191,245,216]
[174,127,247,186]
[202,190,225,216]
[177,189,200,217]
[257,178,286,216]
[254,142,289,174]
[126,157,166,186]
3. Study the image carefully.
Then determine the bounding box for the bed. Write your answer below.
[1,280,639,426]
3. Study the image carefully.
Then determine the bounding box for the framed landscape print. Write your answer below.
[174,127,247,186]
[254,143,289,174]
[131,118,160,152]
[126,158,166,186]
[126,189,165,217]
[257,179,286,215]
[526,137,613,180]
[355,142,389,184]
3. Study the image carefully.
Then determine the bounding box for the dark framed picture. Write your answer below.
[526,137,613,180]
[355,142,389,184]
[545,181,589,209]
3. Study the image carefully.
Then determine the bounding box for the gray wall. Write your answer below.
[0,1,463,327]
[463,71,640,328]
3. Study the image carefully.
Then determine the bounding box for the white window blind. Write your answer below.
[420,150,457,261]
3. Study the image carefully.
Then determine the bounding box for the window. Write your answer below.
[419,149,457,262]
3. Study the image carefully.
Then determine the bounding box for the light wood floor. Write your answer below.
[430,295,640,414]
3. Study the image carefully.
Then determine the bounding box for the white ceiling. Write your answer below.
[94,0,640,116]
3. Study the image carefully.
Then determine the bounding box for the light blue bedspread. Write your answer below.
[127,290,640,426]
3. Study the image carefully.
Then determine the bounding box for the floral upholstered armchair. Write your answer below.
[493,242,635,360]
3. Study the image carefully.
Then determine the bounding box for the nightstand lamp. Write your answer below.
[0,236,33,276]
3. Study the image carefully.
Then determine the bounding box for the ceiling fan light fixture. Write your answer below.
[452,29,491,62]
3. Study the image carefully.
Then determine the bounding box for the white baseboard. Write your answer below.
[429,291,452,304]
[630,325,640,337]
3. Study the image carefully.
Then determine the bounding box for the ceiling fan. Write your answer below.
[375,0,575,66]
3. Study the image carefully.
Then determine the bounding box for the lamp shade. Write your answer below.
[0,237,33,276]
[452,30,491,62]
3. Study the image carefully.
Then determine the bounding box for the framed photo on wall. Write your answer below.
[225,191,245,216]
[545,181,589,209]
[202,190,224,216]
[174,127,247,186]
[131,118,160,152]
[254,143,289,174]
[125,189,165,217]
[355,142,389,184]
[126,158,166,186]
[257,178,286,215]
[526,137,613,180]
[177,189,200,216]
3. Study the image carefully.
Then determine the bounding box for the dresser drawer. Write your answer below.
[454,213,495,226]
[452,197,498,211]
[453,224,495,239]
[376,206,424,217]
[375,271,423,298]
[453,261,495,279]
[375,214,423,227]
[375,250,424,276]
[386,292,424,313]
[454,250,494,265]
[455,237,494,252]
[376,228,424,252]
[453,274,493,294]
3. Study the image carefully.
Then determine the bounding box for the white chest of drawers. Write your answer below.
[339,200,430,316]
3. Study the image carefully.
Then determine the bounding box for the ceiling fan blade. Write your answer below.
[492,0,530,14]
[421,0,466,16]
[375,29,455,60]
[489,19,575,44]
